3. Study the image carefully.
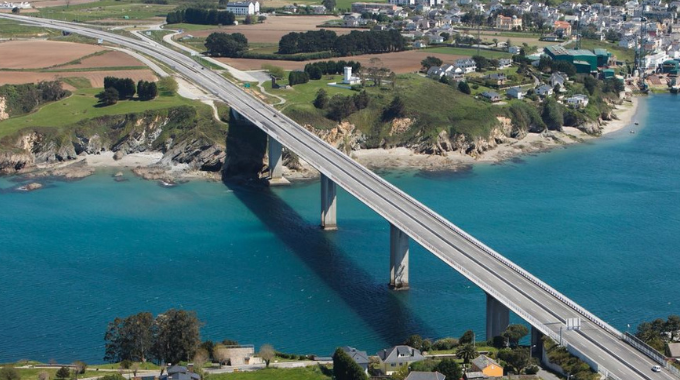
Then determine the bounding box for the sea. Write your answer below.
[1,94,679,364]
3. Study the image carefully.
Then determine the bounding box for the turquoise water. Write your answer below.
[1,94,679,364]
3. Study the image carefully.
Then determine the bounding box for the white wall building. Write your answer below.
[226,1,259,15]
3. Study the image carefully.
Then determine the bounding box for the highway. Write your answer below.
[1,14,676,380]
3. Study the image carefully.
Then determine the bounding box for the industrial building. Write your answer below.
[543,45,611,73]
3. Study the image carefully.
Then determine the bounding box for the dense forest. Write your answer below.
[278,29,406,56]
[166,8,236,25]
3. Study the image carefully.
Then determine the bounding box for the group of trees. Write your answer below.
[0,81,68,117]
[104,310,201,364]
[97,77,157,106]
[303,60,361,80]
[332,348,367,380]
[278,30,405,56]
[204,32,248,57]
[313,89,370,121]
[636,314,680,352]
[166,8,235,26]
[278,30,338,54]
[288,71,310,86]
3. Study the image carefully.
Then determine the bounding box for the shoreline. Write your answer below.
[10,96,642,184]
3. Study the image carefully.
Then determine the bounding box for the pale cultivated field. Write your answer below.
[218,50,464,73]
[0,40,104,69]
[184,15,346,43]
[30,0,99,8]
[0,69,157,87]
[60,50,145,69]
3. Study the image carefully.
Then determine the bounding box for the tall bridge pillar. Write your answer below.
[486,293,509,340]
[320,174,337,230]
[267,136,288,185]
[531,326,544,358]
[389,223,409,290]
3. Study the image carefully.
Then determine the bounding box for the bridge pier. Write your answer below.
[389,223,409,290]
[267,136,289,186]
[531,326,544,358]
[486,293,509,340]
[320,174,337,230]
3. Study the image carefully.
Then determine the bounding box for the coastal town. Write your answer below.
[1,0,680,378]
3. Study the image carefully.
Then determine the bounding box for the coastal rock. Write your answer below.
[73,133,104,155]
[0,97,9,121]
[310,122,364,155]
[132,166,174,182]
[0,151,35,174]
[577,121,602,135]
[160,138,226,172]
[389,118,414,136]
[113,151,126,161]
[25,183,43,191]
[112,115,167,155]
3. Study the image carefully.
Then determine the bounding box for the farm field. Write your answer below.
[0,40,155,89]
[35,0,175,24]
[0,18,60,38]
[0,40,105,69]
[425,46,513,59]
[171,15,346,43]
[217,50,464,73]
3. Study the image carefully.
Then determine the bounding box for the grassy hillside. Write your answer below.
[271,73,502,147]
[209,367,331,380]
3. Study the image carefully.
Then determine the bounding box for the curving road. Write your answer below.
[1,14,675,380]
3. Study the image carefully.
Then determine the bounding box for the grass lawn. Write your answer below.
[266,75,356,106]
[209,367,330,380]
[89,362,161,370]
[0,19,60,38]
[13,368,106,380]
[425,47,512,59]
[0,88,196,138]
[35,0,174,23]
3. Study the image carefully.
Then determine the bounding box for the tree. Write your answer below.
[404,334,424,350]
[131,363,140,378]
[472,55,490,71]
[0,367,20,380]
[104,312,154,362]
[541,97,564,131]
[382,96,405,120]
[435,358,462,380]
[205,32,248,57]
[137,80,158,101]
[72,361,86,379]
[492,38,499,47]
[288,71,310,86]
[458,81,471,94]
[258,344,275,368]
[456,343,477,364]
[498,347,531,374]
[104,77,135,99]
[158,77,178,96]
[420,56,443,71]
[332,348,368,380]
[459,330,475,345]
[502,324,529,347]
[151,309,202,364]
[11,6,19,13]
[213,344,229,368]
[352,90,369,110]
[55,368,70,380]
[313,89,329,109]
[328,95,357,121]
[37,372,49,380]
[582,75,598,95]
[322,0,336,11]
[97,87,119,106]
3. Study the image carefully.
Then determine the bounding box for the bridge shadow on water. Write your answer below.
[222,179,438,346]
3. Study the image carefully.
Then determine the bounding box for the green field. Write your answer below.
[0,88,195,138]
[209,367,330,380]
[425,46,513,59]
[11,367,110,380]
[35,0,174,23]
[265,75,356,106]
[0,19,60,38]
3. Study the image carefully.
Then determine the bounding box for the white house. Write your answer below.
[566,94,589,107]
[536,84,553,96]
[506,86,525,99]
[454,58,476,73]
[226,1,259,15]
[508,45,521,54]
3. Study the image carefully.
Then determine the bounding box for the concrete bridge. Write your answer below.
[2,14,677,380]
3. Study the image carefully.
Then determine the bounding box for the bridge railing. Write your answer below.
[622,332,667,365]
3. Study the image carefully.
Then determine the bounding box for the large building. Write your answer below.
[495,15,522,30]
[226,1,259,15]
[544,45,599,73]
[553,20,572,37]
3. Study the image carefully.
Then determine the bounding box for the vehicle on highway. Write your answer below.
[652,365,662,372]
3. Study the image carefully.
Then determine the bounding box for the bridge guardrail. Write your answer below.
[623,332,667,365]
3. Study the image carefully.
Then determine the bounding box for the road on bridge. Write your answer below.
[1,14,675,380]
